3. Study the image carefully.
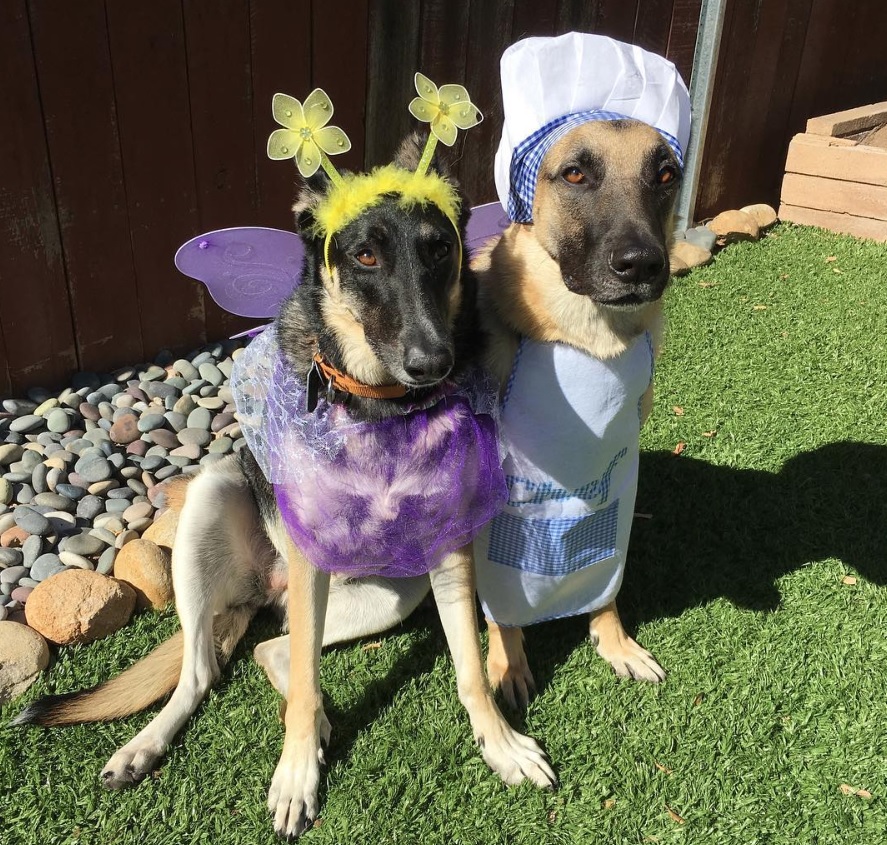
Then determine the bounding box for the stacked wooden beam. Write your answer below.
[779,103,887,242]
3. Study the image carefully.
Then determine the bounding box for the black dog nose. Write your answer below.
[608,244,666,283]
[403,345,453,383]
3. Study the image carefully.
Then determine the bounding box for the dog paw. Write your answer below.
[487,653,536,711]
[596,636,666,683]
[477,723,557,790]
[100,743,163,790]
[267,754,321,838]
[267,727,328,839]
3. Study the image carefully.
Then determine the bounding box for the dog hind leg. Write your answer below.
[254,574,430,699]
[101,462,262,788]
[589,600,665,683]
[486,621,536,710]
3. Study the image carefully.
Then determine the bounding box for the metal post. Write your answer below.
[675,0,729,231]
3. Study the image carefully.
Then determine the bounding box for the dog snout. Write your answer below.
[402,344,453,384]
[607,242,666,284]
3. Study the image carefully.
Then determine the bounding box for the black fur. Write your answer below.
[276,135,483,424]
[242,135,484,517]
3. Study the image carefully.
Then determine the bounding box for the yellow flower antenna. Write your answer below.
[267,89,351,185]
[409,73,483,175]
[267,78,482,277]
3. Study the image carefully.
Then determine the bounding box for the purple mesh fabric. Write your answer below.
[231,328,506,577]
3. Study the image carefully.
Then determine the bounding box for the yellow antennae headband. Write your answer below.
[267,73,483,275]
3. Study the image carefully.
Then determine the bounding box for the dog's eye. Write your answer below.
[355,249,377,267]
[562,167,585,185]
[657,165,677,185]
[431,241,451,262]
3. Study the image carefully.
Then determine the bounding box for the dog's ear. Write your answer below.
[394,132,471,233]
[291,170,332,234]
[393,131,452,179]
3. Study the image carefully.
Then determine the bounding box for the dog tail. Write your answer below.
[13,607,253,727]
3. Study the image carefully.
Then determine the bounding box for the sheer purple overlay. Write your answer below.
[231,328,506,577]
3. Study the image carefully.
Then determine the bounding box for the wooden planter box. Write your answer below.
[779,102,887,242]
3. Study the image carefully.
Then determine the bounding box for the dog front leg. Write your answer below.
[429,545,556,789]
[267,541,331,838]
[589,600,665,682]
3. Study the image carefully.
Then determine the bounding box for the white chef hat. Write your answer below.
[494,32,691,222]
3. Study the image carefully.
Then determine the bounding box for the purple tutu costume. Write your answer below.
[230,328,506,578]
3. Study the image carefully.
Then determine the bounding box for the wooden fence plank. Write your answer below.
[788,0,854,139]
[313,0,369,175]
[106,0,205,358]
[633,0,674,58]
[365,0,421,168]
[512,0,559,40]
[695,1,813,218]
[249,0,311,229]
[417,0,471,191]
[665,0,702,85]
[595,0,640,43]
[182,0,256,339]
[28,0,145,371]
[419,0,470,89]
[749,0,813,215]
[718,0,812,216]
[460,0,516,206]
[556,0,601,33]
[0,322,9,397]
[835,3,887,109]
[0,0,77,395]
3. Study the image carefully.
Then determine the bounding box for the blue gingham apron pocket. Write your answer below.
[487,499,620,576]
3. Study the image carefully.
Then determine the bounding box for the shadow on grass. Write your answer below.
[623,440,887,624]
[492,440,887,701]
[25,440,880,763]
[238,601,445,774]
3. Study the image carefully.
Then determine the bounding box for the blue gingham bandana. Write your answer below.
[506,109,684,222]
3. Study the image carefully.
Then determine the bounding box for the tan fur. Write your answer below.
[319,252,464,389]
[29,632,186,727]
[475,121,674,707]
[25,610,253,727]
[162,473,193,513]
[486,622,535,710]
[22,161,558,835]
[483,223,664,357]
[319,265,393,386]
[589,601,663,680]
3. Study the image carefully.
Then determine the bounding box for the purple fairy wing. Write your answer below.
[174,227,304,319]
[175,208,506,321]
[465,202,510,254]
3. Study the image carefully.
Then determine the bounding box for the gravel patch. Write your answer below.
[0,341,247,609]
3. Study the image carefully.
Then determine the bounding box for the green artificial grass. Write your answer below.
[3,222,887,844]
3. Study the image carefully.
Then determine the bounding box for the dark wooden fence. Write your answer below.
[2,0,885,396]
[695,0,887,220]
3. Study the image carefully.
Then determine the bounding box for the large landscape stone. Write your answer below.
[709,210,760,244]
[739,203,778,230]
[113,538,173,609]
[142,507,178,552]
[671,240,713,271]
[0,621,49,703]
[25,569,136,645]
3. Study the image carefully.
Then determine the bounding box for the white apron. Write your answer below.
[475,333,654,626]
